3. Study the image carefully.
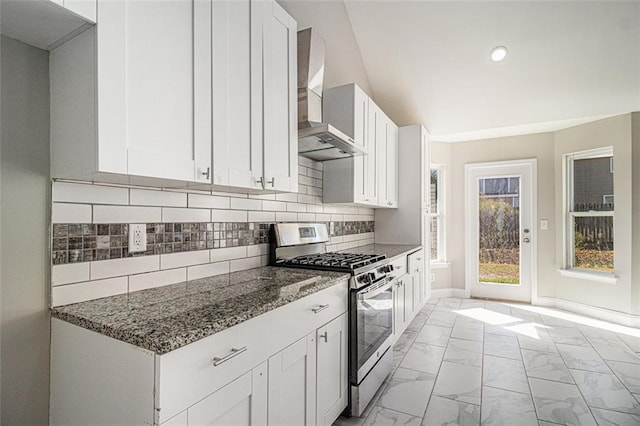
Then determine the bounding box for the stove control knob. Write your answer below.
[368,272,376,282]
[358,274,370,284]
[382,265,394,273]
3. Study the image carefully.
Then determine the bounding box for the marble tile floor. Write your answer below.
[334,297,640,426]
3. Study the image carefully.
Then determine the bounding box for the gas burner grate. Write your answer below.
[282,252,386,271]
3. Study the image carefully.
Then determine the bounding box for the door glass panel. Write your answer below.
[478,177,520,285]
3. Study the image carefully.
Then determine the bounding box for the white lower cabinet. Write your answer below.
[267,312,348,426]
[187,363,268,426]
[392,250,426,342]
[393,274,408,338]
[268,333,317,426]
[316,313,348,426]
[50,280,349,426]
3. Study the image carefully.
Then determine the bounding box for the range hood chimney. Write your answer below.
[297,28,367,161]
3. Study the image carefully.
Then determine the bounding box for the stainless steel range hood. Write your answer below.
[297,28,367,161]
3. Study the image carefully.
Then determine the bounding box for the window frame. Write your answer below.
[429,165,446,263]
[563,146,615,277]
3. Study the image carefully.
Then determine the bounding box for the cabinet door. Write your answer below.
[262,1,297,192]
[406,270,418,321]
[316,313,348,426]
[377,115,389,206]
[386,122,398,207]
[353,87,370,203]
[187,362,268,426]
[97,0,212,183]
[268,333,317,426]
[393,277,407,339]
[212,0,263,190]
[366,101,380,205]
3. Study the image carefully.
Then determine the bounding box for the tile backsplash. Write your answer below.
[51,157,375,307]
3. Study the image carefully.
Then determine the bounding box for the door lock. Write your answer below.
[523,237,530,243]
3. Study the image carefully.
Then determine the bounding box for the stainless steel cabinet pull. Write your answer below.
[319,331,328,342]
[212,346,247,366]
[267,178,275,187]
[201,167,210,180]
[256,177,264,188]
[312,304,330,314]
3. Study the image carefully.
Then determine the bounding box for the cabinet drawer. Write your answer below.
[156,314,269,423]
[267,280,348,355]
[408,249,424,273]
[389,255,407,276]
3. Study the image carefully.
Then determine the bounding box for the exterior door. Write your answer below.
[465,160,536,302]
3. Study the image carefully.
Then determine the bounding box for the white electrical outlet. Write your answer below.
[430,273,436,282]
[129,223,147,253]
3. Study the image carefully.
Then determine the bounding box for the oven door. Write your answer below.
[350,277,394,384]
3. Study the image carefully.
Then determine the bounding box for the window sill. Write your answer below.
[431,262,451,270]
[558,269,617,284]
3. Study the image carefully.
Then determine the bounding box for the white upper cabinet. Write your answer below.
[323,83,398,208]
[51,0,212,185]
[323,84,372,204]
[213,0,297,192]
[212,0,263,190]
[262,1,298,192]
[50,0,297,191]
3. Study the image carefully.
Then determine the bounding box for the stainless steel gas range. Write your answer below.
[271,223,396,417]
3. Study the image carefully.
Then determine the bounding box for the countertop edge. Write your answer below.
[51,271,350,355]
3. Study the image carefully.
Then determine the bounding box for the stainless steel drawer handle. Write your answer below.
[312,304,330,314]
[212,346,247,366]
[319,331,328,342]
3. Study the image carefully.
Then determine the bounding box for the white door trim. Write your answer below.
[464,159,538,303]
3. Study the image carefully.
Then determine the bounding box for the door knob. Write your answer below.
[523,237,530,243]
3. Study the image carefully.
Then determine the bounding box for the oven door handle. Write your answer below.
[359,279,395,299]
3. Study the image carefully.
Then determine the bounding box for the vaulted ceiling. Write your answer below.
[282,1,640,142]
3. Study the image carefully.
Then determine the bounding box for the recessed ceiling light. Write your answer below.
[491,46,508,62]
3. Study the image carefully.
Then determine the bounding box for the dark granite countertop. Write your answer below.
[340,243,423,260]
[51,266,350,354]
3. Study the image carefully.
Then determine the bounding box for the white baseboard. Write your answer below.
[430,288,466,299]
[535,297,640,328]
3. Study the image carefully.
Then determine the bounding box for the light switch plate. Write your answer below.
[128,224,147,253]
[540,219,549,230]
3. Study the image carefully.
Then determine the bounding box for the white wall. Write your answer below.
[430,142,452,290]
[278,0,372,95]
[1,35,51,425]
[445,132,557,297]
[632,113,640,316]
[553,114,634,313]
[434,114,639,317]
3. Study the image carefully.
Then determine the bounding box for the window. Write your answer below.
[429,166,445,262]
[565,147,614,275]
